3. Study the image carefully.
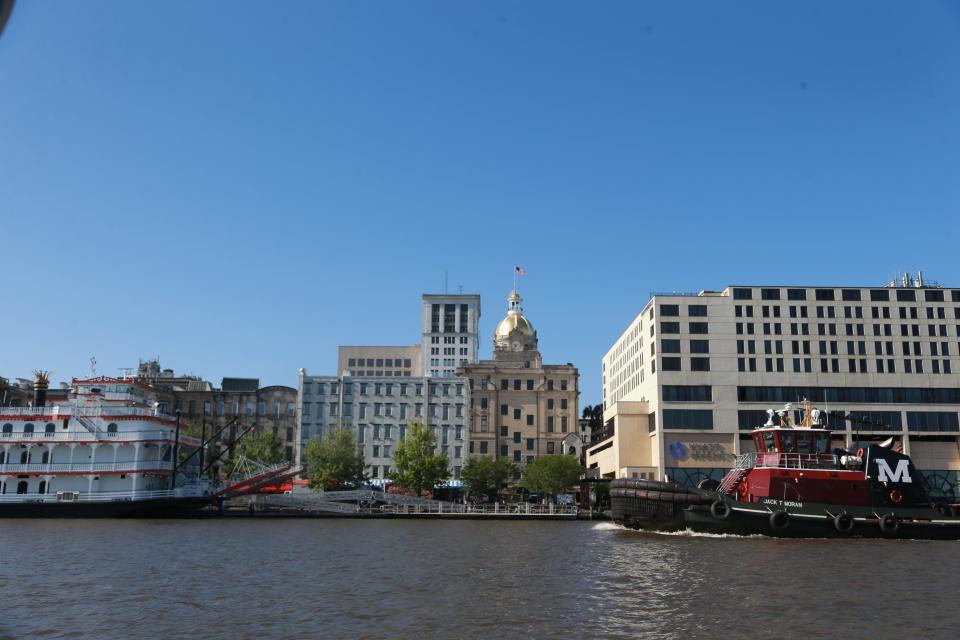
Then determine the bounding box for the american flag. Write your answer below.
[515,266,526,276]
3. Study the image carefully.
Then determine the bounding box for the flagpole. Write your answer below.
[513,267,516,291]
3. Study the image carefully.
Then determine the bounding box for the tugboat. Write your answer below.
[611,401,960,539]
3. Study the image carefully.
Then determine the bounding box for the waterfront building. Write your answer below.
[137,361,297,464]
[338,346,420,378]
[297,292,479,479]
[587,276,960,497]
[458,289,581,476]
[297,370,469,483]
[422,294,481,378]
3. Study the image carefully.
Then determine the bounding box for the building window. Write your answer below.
[688,304,708,317]
[690,358,710,371]
[689,322,709,334]
[690,340,709,354]
[733,288,753,300]
[661,322,680,334]
[661,304,680,316]
[663,409,714,430]
[662,357,682,371]
[547,442,556,454]
[662,339,681,353]
[662,386,712,402]
[761,288,781,300]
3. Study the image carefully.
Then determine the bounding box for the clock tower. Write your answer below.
[493,289,540,363]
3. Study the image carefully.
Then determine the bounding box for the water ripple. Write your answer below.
[1,519,959,639]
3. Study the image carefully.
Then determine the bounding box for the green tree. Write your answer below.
[233,430,286,465]
[461,456,517,499]
[303,428,368,490]
[522,455,583,501]
[389,422,450,497]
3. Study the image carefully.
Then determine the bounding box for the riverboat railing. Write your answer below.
[0,460,176,474]
[0,405,178,422]
[0,430,201,446]
[0,487,208,503]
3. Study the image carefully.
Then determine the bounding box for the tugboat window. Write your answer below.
[796,433,813,454]
[814,433,829,454]
[762,432,776,452]
[779,431,795,453]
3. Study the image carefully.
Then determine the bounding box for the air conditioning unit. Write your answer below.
[57,491,80,502]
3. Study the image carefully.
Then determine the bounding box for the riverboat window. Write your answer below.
[24,423,34,434]
[20,451,28,463]
[39,480,46,494]
[17,481,27,494]
[45,423,55,433]
[107,423,118,433]
[2,423,11,433]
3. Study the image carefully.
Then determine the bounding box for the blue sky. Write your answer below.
[1,2,959,404]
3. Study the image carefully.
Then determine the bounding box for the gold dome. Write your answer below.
[495,313,535,337]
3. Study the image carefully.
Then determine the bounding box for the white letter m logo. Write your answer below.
[876,458,912,483]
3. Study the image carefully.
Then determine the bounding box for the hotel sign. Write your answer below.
[669,440,729,461]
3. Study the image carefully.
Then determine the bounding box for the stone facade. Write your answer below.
[459,290,580,477]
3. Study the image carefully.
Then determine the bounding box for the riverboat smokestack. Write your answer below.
[33,370,50,408]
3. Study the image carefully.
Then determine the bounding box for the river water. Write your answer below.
[1,518,958,639]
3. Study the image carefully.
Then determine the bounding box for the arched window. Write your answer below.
[39,481,47,494]
[24,423,34,434]
[2,423,12,434]
[20,450,28,464]
[0,450,4,463]
[107,423,118,434]
[45,423,55,434]
[42,451,50,464]
[16,481,28,494]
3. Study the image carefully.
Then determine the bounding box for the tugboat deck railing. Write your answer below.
[736,452,846,471]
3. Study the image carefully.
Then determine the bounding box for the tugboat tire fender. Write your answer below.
[889,489,903,504]
[710,499,731,520]
[833,512,855,533]
[879,513,899,535]
[769,510,790,531]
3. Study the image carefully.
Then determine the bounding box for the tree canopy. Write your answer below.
[461,456,516,498]
[389,422,450,497]
[303,427,368,490]
[232,429,286,466]
[522,455,583,499]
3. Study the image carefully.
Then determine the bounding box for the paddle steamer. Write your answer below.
[0,372,212,516]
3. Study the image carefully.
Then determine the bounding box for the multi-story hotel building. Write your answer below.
[458,289,581,475]
[587,277,960,498]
